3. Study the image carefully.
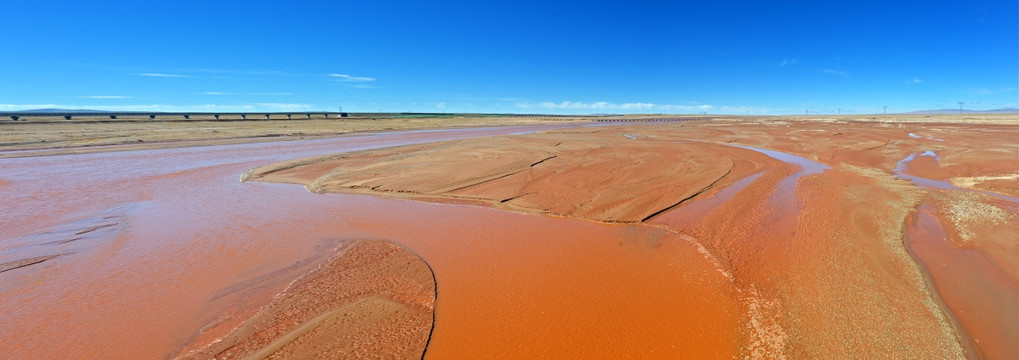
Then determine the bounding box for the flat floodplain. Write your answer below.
[1,115,1016,358]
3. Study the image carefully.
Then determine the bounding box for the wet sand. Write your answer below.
[1,115,1017,358]
[179,239,436,359]
[244,118,1016,358]
[243,129,774,223]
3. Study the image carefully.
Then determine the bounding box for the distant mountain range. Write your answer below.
[903,108,1018,115]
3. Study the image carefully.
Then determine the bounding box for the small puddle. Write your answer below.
[908,133,945,142]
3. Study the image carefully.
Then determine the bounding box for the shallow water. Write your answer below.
[728,144,830,214]
[892,151,1018,202]
[0,125,576,358]
[905,204,1018,360]
[0,123,741,359]
[893,151,1018,359]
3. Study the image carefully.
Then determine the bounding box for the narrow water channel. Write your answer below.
[895,150,1019,360]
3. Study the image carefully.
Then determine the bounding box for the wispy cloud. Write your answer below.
[201,91,292,96]
[135,73,190,78]
[329,73,376,82]
[512,101,774,114]
[821,69,850,78]
[905,78,922,84]
[779,58,798,66]
[516,101,714,112]
[79,95,134,99]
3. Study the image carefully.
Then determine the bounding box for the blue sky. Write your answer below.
[1,1,1016,114]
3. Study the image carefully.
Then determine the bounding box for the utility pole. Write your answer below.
[957,101,964,114]
[883,106,887,115]
[837,108,842,115]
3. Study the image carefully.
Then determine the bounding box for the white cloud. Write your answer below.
[515,101,715,113]
[822,69,850,78]
[329,73,376,82]
[135,73,190,78]
[511,101,776,114]
[79,95,133,99]
[779,59,798,66]
[202,92,292,96]
[906,78,922,84]
[435,102,446,108]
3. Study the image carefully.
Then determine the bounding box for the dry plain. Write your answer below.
[0,114,1016,359]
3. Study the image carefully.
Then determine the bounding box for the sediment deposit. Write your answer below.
[178,239,436,359]
[244,118,1017,358]
[2,115,1016,359]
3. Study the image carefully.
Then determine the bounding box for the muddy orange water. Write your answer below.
[0,124,740,358]
[2,125,622,358]
[906,204,1018,360]
[2,119,1016,358]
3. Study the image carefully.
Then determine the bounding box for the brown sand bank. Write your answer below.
[243,128,780,223]
[243,117,1016,358]
[178,239,436,359]
[0,114,595,158]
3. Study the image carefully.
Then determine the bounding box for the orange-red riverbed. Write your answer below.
[1,118,1016,358]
